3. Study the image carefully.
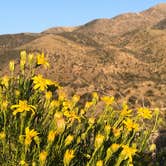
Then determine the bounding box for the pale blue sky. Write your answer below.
[0,0,166,34]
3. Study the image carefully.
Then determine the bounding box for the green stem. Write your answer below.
[3,111,6,133]
[20,112,26,135]
[114,156,123,166]
[152,111,159,132]
[86,148,98,166]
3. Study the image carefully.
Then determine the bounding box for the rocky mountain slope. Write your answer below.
[0,3,166,109]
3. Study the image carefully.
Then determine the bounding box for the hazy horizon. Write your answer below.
[0,0,166,35]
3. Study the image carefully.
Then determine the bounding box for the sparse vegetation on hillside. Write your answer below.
[0,51,163,166]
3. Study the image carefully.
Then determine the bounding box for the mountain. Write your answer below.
[0,3,166,109]
[42,26,80,34]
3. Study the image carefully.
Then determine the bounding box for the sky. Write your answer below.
[0,0,166,34]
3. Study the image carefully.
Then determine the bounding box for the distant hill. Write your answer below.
[0,3,166,109]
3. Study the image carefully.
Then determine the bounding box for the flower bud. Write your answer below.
[39,151,47,163]
[65,135,74,146]
[19,135,24,144]
[47,130,56,143]
[96,160,103,166]
[54,112,65,134]
[88,117,95,125]
[94,134,105,149]
[9,60,15,73]
[104,125,111,136]
[149,144,156,152]
[0,131,6,140]
[63,149,75,166]
[28,53,34,65]
[20,50,27,73]
[45,91,52,100]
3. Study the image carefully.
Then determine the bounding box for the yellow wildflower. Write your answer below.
[88,117,95,125]
[120,102,132,117]
[37,53,50,69]
[94,134,105,149]
[32,75,54,91]
[80,109,85,116]
[122,101,128,110]
[25,136,33,146]
[81,133,86,140]
[101,96,114,106]
[54,111,63,119]
[92,92,99,103]
[19,135,24,144]
[64,110,80,122]
[45,91,52,100]
[15,90,20,97]
[112,127,121,138]
[50,100,60,108]
[11,100,36,116]
[20,51,27,64]
[25,127,38,146]
[72,95,80,104]
[19,160,28,166]
[28,53,34,65]
[105,144,120,162]
[76,136,81,144]
[104,125,111,136]
[63,101,73,110]
[58,89,66,101]
[96,160,103,166]
[32,162,36,166]
[149,144,156,152]
[1,75,9,87]
[0,131,6,140]
[65,134,74,146]
[47,130,56,142]
[85,101,93,109]
[137,108,152,119]
[123,119,139,132]
[20,51,27,71]
[84,153,91,159]
[63,149,75,166]
[110,143,120,153]
[39,151,47,163]
[9,60,15,73]
[1,100,8,110]
[54,112,66,134]
[20,50,26,58]
[120,109,132,117]
[121,145,137,162]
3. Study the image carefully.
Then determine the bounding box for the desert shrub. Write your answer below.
[0,51,161,166]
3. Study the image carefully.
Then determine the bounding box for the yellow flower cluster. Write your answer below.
[123,119,139,132]
[25,127,38,146]
[37,53,50,69]
[0,51,159,166]
[11,100,36,116]
[32,75,54,91]
[121,145,137,162]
